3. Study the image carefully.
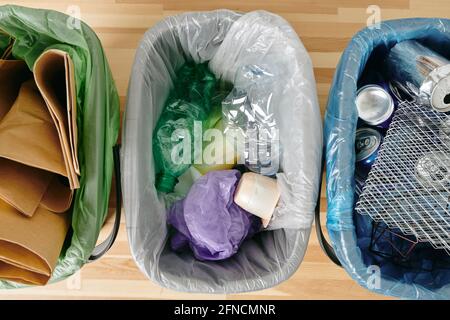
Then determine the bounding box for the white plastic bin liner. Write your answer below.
[122,10,322,293]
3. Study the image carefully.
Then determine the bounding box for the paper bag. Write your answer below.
[0,160,72,216]
[0,199,70,285]
[0,59,31,119]
[0,79,73,216]
[40,176,73,213]
[0,261,49,285]
[34,49,80,189]
[0,158,52,217]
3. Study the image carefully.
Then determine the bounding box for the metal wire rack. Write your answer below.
[356,100,450,255]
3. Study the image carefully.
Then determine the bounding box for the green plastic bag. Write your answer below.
[0,5,120,288]
[153,62,229,193]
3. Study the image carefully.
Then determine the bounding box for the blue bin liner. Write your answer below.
[325,18,450,299]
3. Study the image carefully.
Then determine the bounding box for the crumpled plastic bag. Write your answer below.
[167,169,261,261]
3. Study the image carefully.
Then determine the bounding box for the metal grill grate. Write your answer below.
[356,100,450,254]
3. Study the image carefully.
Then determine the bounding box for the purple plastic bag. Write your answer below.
[167,169,261,261]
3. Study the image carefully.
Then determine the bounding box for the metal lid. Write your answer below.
[355,127,382,162]
[356,85,394,125]
[431,75,450,112]
[423,64,450,112]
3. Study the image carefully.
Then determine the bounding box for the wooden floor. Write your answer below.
[1,0,448,300]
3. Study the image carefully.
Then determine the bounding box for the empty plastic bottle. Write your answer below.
[153,62,228,192]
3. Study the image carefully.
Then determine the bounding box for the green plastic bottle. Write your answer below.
[153,62,228,193]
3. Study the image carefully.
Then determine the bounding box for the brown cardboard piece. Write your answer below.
[0,59,31,119]
[0,77,72,217]
[0,200,70,285]
[0,158,52,217]
[34,49,80,189]
[0,261,49,285]
[0,79,67,176]
[0,50,75,285]
[40,176,73,213]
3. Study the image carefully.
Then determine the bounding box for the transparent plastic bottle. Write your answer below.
[222,65,280,176]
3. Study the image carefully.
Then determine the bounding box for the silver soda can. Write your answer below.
[385,40,450,113]
[415,152,450,188]
[355,127,382,176]
[356,84,395,129]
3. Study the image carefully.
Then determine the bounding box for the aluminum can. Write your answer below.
[415,152,450,188]
[355,127,383,175]
[356,84,395,129]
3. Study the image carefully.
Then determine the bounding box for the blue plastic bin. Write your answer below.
[320,18,450,300]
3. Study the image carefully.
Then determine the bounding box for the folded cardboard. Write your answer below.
[0,160,72,216]
[0,199,70,285]
[40,176,73,213]
[34,49,80,189]
[0,59,31,119]
[0,158,52,217]
[0,78,72,217]
[0,79,67,176]
[0,46,76,285]
[0,261,49,285]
